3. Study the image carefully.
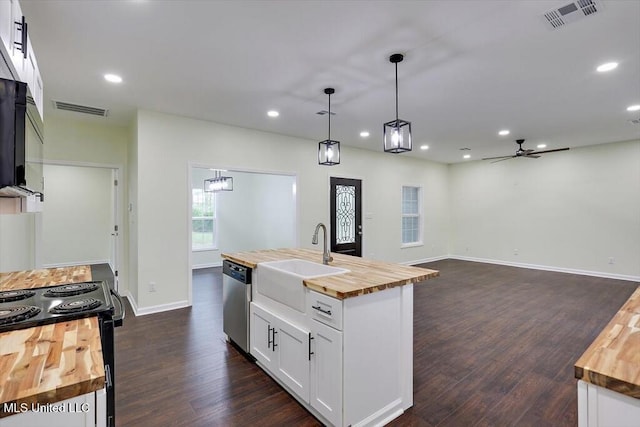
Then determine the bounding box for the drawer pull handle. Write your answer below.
[312,305,332,316]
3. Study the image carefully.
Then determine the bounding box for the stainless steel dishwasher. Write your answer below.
[222,259,252,353]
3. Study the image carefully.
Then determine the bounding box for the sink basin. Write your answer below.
[257,259,349,312]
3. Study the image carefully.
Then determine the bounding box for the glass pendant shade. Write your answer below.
[204,171,233,192]
[318,87,340,166]
[384,53,412,154]
[383,119,412,153]
[318,139,340,165]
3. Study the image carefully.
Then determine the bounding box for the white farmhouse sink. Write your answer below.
[257,259,349,312]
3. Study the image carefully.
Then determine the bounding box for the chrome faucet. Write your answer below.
[312,223,333,265]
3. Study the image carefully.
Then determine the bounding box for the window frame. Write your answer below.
[401,185,423,248]
[191,188,217,251]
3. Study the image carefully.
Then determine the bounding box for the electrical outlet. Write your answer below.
[149,282,156,292]
[608,257,615,265]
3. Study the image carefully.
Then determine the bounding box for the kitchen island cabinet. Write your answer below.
[223,248,439,427]
[575,286,640,427]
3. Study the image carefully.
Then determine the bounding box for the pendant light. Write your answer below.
[318,87,340,166]
[383,53,412,153]
[204,170,233,192]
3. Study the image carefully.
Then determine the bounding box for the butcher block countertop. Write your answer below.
[0,317,105,417]
[575,286,640,399]
[0,266,92,291]
[221,248,439,299]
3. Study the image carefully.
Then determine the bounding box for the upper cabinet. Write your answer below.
[0,0,44,120]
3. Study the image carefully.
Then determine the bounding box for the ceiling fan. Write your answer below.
[482,139,570,163]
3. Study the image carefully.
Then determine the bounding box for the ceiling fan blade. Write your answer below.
[491,157,515,163]
[529,147,570,155]
[523,154,540,159]
[482,155,515,161]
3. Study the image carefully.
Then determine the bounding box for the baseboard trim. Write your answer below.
[124,291,190,316]
[450,256,640,282]
[42,259,111,268]
[401,255,449,266]
[192,261,222,270]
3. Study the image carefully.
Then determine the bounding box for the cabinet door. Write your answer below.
[0,1,12,57]
[274,315,310,403]
[310,320,343,427]
[8,0,25,77]
[250,303,275,369]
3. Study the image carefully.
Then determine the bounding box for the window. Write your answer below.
[401,186,422,246]
[192,188,216,250]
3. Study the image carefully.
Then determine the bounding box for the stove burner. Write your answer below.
[0,289,36,303]
[50,298,102,314]
[43,282,99,297]
[0,305,41,325]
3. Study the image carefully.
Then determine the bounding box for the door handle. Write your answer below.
[267,325,272,348]
[272,329,278,351]
[308,333,314,360]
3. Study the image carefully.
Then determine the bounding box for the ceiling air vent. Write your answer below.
[543,0,602,30]
[52,100,109,117]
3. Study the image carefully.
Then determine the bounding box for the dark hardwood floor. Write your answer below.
[115,260,638,426]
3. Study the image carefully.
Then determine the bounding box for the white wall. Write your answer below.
[44,116,130,292]
[449,139,640,279]
[41,164,113,267]
[132,109,450,310]
[0,213,35,272]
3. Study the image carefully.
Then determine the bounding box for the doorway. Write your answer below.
[330,177,362,257]
[41,163,120,288]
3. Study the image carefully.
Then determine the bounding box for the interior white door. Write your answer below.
[41,164,116,270]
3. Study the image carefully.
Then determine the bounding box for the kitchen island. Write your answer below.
[575,286,640,426]
[222,248,439,427]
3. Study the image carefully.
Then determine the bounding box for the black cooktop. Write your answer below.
[0,281,114,333]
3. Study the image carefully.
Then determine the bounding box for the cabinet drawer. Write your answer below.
[307,290,342,330]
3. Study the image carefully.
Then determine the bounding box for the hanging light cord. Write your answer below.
[328,92,332,140]
[395,61,399,121]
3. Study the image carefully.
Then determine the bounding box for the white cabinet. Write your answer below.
[0,388,106,427]
[250,302,276,367]
[251,280,414,427]
[0,0,11,58]
[0,0,44,119]
[250,303,310,402]
[310,319,343,427]
[577,380,640,427]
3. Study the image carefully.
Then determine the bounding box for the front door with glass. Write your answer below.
[329,177,362,257]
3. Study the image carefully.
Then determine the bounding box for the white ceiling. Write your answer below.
[21,0,640,164]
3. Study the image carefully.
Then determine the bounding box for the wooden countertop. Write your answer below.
[575,286,640,399]
[221,248,439,299]
[0,317,105,417]
[0,266,92,291]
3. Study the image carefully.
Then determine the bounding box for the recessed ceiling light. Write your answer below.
[627,105,640,112]
[104,73,122,83]
[537,144,547,149]
[596,62,618,72]
[463,154,471,159]
[420,144,429,150]
[498,130,510,136]
[267,110,279,118]
[359,131,370,138]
